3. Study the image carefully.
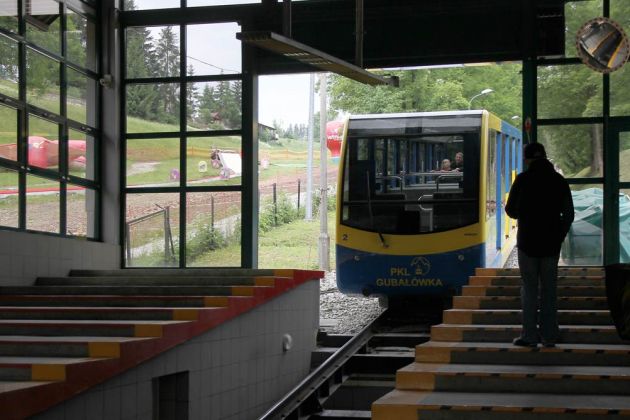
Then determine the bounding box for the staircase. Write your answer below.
[372,267,630,419]
[0,268,322,419]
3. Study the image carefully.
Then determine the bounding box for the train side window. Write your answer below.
[357,138,369,161]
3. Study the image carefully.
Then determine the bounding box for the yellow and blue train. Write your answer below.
[335,110,522,298]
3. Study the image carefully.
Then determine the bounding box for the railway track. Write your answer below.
[259,302,443,419]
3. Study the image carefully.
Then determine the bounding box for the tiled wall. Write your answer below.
[32,280,320,420]
[0,230,120,286]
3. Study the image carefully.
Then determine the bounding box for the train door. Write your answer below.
[495,132,504,250]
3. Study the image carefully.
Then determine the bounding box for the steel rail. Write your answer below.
[258,309,389,420]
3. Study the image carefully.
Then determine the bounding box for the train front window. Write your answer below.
[341,117,480,235]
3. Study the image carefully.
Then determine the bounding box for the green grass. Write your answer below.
[190,210,336,269]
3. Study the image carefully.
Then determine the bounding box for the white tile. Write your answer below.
[103,387,122,420]
[120,384,137,419]
[136,381,152,414]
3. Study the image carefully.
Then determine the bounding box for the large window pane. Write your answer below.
[186,192,241,267]
[0,104,18,161]
[68,129,95,180]
[187,81,241,130]
[561,185,602,266]
[610,0,630,117]
[187,136,241,186]
[126,26,180,79]
[67,186,96,238]
[124,0,180,10]
[28,115,59,171]
[126,83,180,133]
[126,138,180,188]
[188,1,259,5]
[621,188,630,263]
[538,124,603,178]
[67,9,96,72]
[26,174,59,233]
[67,68,97,127]
[186,23,241,76]
[0,1,18,33]
[537,64,602,119]
[0,34,19,99]
[26,0,61,54]
[620,132,630,183]
[26,48,60,115]
[564,1,602,58]
[125,193,180,267]
[0,168,19,228]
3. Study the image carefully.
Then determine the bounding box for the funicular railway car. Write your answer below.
[336,110,522,299]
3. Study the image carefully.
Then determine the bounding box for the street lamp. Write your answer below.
[468,88,494,109]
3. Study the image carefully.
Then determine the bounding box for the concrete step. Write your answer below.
[0,306,226,321]
[476,267,604,276]
[36,276,279,287]
[443,309,613,326]
[453,296,608,310]
[69,268,278,277]
[468,276,604,287]
[0,356,109,381]
[0,336,153,358]
[397,363,630,395]
[431,324,622,344]
[415,341,630,366]
[372,389,630,420]
[462,285,606,297]
[0,285,264,296]
[0,295,233,308]
[0,320,190,337]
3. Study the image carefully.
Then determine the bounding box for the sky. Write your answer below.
[138,5,314,128]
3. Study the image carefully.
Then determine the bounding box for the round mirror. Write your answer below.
[576,17,630,73]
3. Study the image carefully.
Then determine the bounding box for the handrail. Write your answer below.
[436,172,463,192]
[257,310,387,420]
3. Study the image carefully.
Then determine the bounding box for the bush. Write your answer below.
[187,223,227,260]
[259,192,300,233]
[312,191,337,215]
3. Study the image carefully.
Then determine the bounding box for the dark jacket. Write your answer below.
[505,158,574,257]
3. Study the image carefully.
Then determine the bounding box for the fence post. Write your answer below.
[297,179,301,217]
[211,196,215,229]
[125,223,132,266]
[163,208,170,264]
[273,182,277,226]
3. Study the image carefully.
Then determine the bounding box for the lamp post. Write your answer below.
[468,88,494,109]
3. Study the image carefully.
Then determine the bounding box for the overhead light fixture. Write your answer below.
[236,31,398,87]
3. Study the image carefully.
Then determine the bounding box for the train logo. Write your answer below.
[411,257,431,276]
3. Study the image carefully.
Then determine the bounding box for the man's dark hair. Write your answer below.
[524,142,547,160]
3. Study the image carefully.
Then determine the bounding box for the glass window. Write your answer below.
[186,192,241,267]
[611,64,630,117]
[187,136,241,186]
[26,0,61,54]
[341,117,480,235]
[26,174,60,233]
[125,193,180,267]
[0,34,19,99]
[188,0,259,5]
[620,132,630,183]
[68,129,95,180]
[126,26,180,79]
[561,184,602,266]
[26,48,60,115]
[127,138,180,188]
[0,1,18,33]
[0,104,18,161]
[486,130,497,220]
[28,115,59,171]
[537,124,603,178]
[67,68,97,127]
[621,188,630,263]
[67,186,96,238]
[187,81,242,130]
[67,9,97,72]
[126,83,180,133]
[186,23,241,76]
[123,0,181,10]
[564,1,603,58]
[0,168,19,228]
[537,64,602,119]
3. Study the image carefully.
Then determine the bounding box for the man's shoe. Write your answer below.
[512,337,537,348]
[542,341,556,348]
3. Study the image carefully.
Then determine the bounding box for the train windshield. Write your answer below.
[341,114,480,235]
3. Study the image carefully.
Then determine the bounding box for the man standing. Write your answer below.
[505,142,574,348]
